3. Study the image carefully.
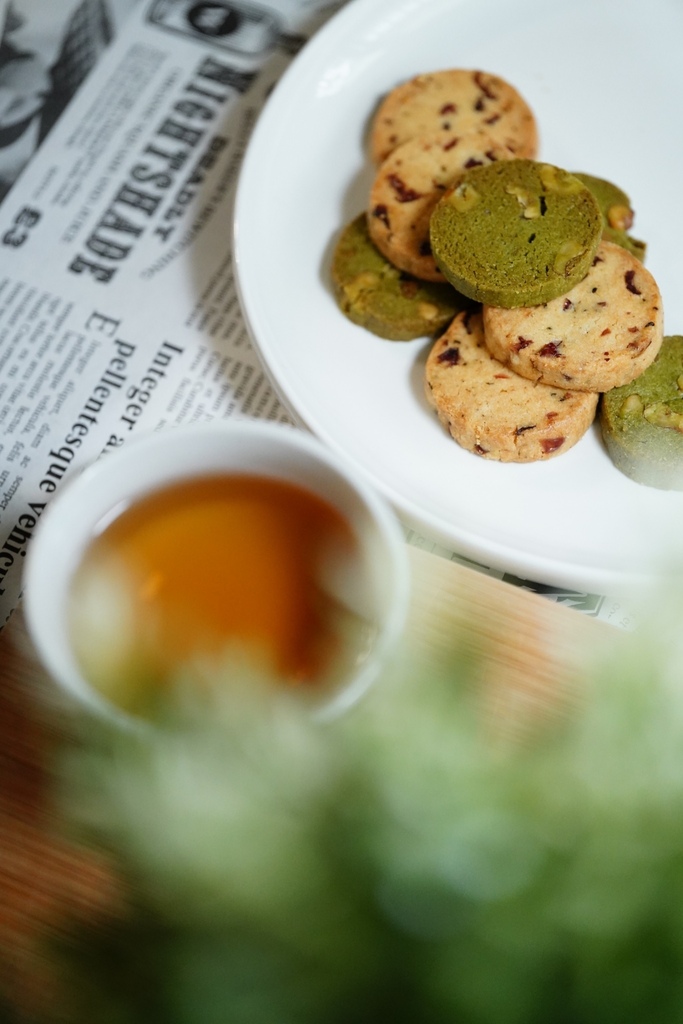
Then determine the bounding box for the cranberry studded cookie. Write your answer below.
[369,69,538,165]
[424,310,598,462]
[331,214,465,340]
[368,131,514,282]
[600,335,683,489]
[483,240,663,391]
[429,160,603,307]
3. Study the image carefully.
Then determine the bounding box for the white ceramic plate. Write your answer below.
[233,0,683,595]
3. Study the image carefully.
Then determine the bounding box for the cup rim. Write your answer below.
[23,420,410,726]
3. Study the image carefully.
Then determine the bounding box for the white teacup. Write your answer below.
[23,420,410,726]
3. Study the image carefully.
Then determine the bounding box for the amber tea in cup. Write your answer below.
[24,421,409,724]
[68,472,377,715]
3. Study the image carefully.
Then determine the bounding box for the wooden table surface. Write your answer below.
[0,544,616,1018]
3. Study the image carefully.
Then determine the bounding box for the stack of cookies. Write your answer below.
[332,68,683,485]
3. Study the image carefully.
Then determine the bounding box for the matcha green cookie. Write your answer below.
[600,335,683,489]
[429,160,603,307]
[573,171,646,262]
[331,214,467,340]
[368,130,514,282]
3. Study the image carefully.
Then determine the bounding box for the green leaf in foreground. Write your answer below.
[50,603,683,1024]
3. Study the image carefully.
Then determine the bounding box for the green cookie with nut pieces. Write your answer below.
[331,213,468,341]
[600,335,683,490]
[573,171,647,262]
[429,159,602,307]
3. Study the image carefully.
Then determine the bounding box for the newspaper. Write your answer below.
[0,0,626,628]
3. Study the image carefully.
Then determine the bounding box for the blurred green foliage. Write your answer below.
[50,612,683,1023]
